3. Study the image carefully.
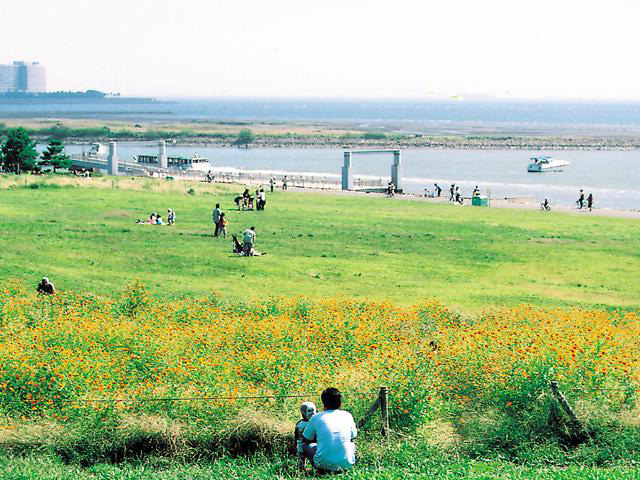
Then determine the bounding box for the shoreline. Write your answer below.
[4,117,640,151]
[279,185,640,219]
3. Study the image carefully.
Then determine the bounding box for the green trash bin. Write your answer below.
[472,196,489,207]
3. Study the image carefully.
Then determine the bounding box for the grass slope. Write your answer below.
[0,175,639,312]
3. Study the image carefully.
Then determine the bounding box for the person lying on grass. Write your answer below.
[301,388,357,473]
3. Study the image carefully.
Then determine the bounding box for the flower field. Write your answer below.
[1,280,637,457]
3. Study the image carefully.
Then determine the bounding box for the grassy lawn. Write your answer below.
[0,175,638,312]
[1,175,639,478]
[2,450,639,480]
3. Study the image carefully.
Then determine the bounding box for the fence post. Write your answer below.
[550,380,585,440]
[379,386,389,437]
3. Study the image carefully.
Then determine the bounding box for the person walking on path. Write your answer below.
[386,181,396,197]
[282,175,288,190]
[212,203,222,237]
[301,387,357,473]
[577,189,585,209]
[449,184,455,201]
[587,193,594,211]
[37,277,55,295]
[434,183,442,197]
[243,226,256,256]
[454,186,463,204]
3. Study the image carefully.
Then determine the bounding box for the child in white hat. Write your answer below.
[294,401,317,469]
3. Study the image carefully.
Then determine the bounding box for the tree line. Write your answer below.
[0,128,71,174]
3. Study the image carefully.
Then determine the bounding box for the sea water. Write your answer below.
[63,143,640,210]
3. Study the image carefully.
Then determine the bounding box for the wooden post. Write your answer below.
[380,386,390,437]
[550,381,585,439]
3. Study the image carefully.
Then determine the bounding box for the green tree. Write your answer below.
[1,128,38,173]
[236,129,255,148]
[40,138,71,172]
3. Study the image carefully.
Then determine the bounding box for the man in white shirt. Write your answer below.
[302,387,357,472]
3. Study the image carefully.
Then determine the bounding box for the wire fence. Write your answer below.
[172,169,384,191]
[55,390,381,404]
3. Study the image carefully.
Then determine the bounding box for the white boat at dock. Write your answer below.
[527,156,570,172]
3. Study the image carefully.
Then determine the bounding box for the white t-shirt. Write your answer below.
[302,409,357,471]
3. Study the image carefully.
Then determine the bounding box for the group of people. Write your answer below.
[137,209,176,225]
[448,183,464,204]
[577,189,594,211]
[424,183,445,198]
[294,388,357,473]
[386,181,396,197]
[213,202,263,255]
[230,226,265,256]
[212,203,228,238]
[234,188,267,211]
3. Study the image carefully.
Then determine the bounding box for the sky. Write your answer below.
[1,0,639,100]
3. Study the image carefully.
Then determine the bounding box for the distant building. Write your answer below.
[0,61,46,93]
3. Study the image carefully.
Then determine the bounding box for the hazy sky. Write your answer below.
[2,0,639,99]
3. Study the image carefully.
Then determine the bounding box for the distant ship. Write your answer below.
[527,156,570,172]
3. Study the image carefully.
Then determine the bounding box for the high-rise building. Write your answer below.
[0,64,18,92]
[0,61,46,93]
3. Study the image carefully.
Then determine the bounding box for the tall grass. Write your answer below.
[0,282,638,465]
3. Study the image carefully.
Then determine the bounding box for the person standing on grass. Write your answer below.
[212,203,222,237]
[270,177,275,192]
[587,193,594,211]
[434,183,442,197]
[218,212,228,238]
[302,387,357,473]
[257,188,266,210]
[282,175,288,190]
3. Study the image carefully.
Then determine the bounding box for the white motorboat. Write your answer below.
[87,142,108,157]
[527,156,570,172]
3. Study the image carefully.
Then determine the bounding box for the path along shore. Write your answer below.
[272,185,640,220]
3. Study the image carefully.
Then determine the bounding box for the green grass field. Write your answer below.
[1,175,639,312]
[1,175,639,479]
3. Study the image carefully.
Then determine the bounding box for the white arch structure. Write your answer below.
[342,149,402,191]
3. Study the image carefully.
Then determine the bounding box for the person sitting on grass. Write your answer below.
[301,387,357,473]
[37,277,55,295]
[155,215,164,225]
[295,402,317,470]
